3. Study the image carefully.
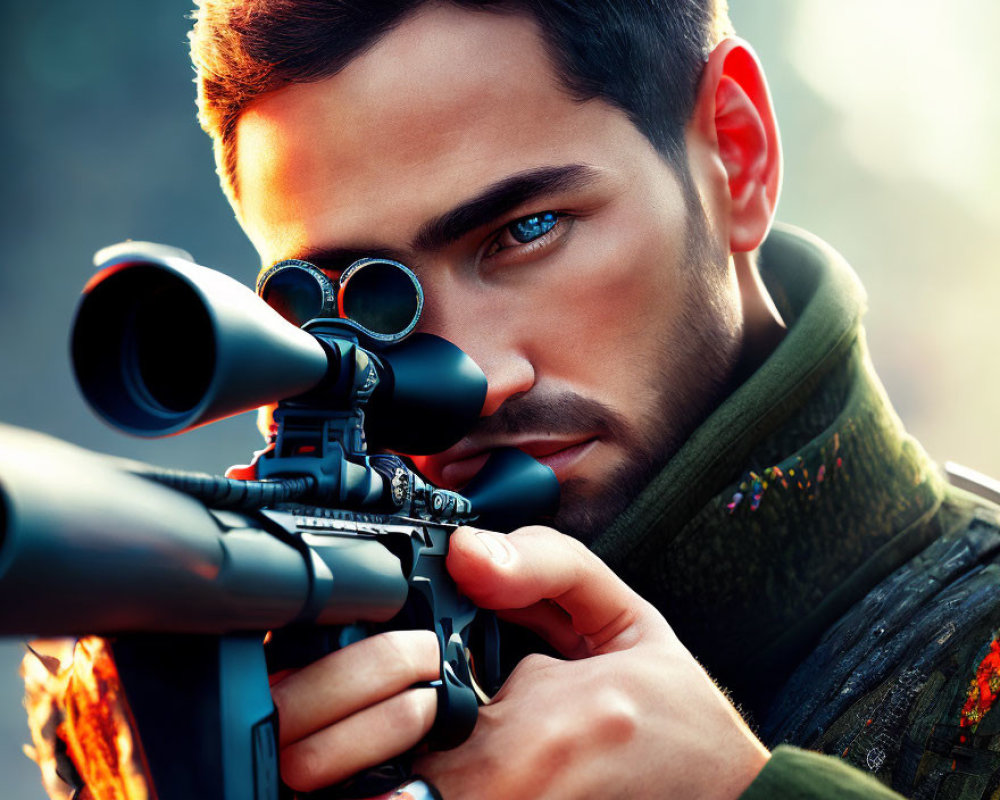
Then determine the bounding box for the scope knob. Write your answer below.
[462,448,560,531]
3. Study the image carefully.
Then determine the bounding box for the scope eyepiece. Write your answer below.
[256,260,336,328]
[257,257,423,344]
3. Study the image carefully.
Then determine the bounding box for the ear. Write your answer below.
[689,38,782,252]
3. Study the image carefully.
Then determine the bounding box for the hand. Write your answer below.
[273,525,770,798]
[270,626,441,791]
[415,525,770,800]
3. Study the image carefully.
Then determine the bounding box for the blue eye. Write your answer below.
[510,212,559,243]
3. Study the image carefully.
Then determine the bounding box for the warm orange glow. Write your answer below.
[81,261,134,295]
[257,403,279,441]
[22,637,150,800]
[225,438,276,480]
[22,639,74,800]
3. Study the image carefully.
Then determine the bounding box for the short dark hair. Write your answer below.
[189,0,732,204]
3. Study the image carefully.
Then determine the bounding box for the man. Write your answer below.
[140,0,1000,797]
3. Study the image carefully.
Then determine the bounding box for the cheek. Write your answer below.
[528,212,689,370]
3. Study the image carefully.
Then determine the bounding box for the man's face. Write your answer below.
[235,5,744,541]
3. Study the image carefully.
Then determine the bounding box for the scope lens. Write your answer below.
[125,282,213,413]
[257,260,335,327]
[72,263,217,433]
[338,258,423,341]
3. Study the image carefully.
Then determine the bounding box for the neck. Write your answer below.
[732,250,787,385]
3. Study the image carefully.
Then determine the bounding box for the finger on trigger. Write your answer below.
[450,525,650,653]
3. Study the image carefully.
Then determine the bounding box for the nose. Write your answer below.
[476,342,535,417]
[417,280,534,419]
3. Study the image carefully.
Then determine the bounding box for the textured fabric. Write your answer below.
[763,499,1000,799]
[592,224,947,707]
[592,224,1000,799]
[742,746,905,799]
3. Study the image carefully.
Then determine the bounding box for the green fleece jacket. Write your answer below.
[591,224,1000,798]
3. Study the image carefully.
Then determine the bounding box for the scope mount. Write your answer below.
[71,243,559,529]
[254,318,478,524]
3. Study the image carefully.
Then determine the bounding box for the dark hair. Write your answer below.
[189,0,732,204]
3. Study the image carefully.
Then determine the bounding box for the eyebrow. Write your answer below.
[412,164,599,252]
[289,163,599,269]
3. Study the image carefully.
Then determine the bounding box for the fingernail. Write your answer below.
[473,530,510,565]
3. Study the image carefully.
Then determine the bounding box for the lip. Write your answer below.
[440,437,598,487]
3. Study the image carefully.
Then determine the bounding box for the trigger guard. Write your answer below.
[427,633,478,750]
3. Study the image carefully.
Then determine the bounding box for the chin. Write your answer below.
[548,477,619,544]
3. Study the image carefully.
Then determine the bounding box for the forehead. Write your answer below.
[234,4,652,261]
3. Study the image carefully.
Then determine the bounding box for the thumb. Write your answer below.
[447,525,657,654]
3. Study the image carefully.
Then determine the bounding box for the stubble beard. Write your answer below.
[437,195,742,543]
[553,201,741,543]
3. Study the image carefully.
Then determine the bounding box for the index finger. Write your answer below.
[447,525,663,653]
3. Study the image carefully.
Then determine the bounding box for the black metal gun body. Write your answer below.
[0,424,495,798]
[0,243,558,798]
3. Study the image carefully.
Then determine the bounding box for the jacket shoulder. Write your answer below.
[765,497,1000,799]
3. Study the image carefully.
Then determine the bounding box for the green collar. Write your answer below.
[591,224,946,711]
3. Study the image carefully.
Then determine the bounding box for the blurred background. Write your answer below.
[1,1,998,796]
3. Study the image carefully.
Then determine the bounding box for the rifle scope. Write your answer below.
[71,243,486,452]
